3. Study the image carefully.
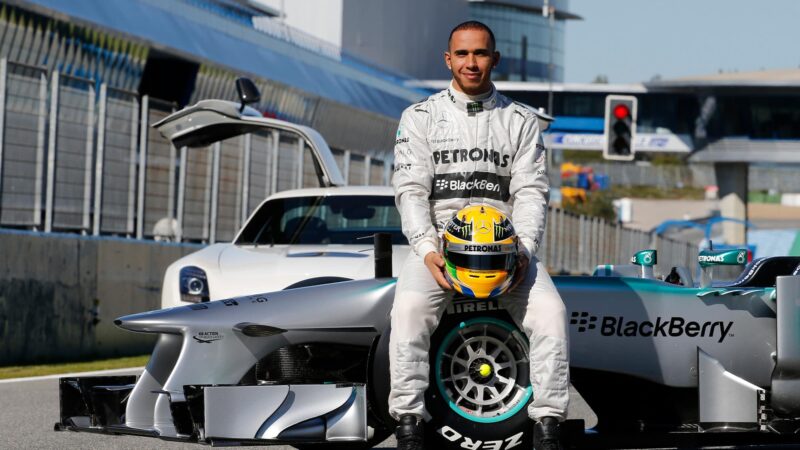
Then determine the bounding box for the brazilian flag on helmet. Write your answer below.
[442,204,519,299]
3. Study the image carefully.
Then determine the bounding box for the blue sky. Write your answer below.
[564,0,800,83]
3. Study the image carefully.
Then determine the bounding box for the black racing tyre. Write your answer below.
[424,297,533,449]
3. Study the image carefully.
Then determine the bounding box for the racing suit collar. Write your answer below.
[447,81,498,113]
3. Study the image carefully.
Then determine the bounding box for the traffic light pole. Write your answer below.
[543,1,558,190]
[544,0,555,118]
[715,163,749,245]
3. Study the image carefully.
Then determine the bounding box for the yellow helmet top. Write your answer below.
[442,204,518,299]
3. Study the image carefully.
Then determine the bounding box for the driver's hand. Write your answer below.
[424,251,452,290]
[510,254,530,292]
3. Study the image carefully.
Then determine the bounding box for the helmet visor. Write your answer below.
[446,251,516,271]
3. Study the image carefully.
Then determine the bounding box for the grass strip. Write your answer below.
[0,355,149,380]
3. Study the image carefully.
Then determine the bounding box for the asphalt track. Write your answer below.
[0,368,598,449]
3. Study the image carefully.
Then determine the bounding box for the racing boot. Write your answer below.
[395,414,424,450]
[533,417,563,450]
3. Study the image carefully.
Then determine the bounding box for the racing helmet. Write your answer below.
[442,204,519,299]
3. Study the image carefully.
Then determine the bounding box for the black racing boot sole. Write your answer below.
[395,414,424,450]
[534,416,563,450]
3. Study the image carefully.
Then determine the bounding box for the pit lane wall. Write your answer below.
[0,231,200,365]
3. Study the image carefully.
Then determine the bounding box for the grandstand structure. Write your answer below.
[0,1,428,242]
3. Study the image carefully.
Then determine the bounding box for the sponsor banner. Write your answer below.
[431,171,511,202]
[546,132,692,152]
[570,311,734,343]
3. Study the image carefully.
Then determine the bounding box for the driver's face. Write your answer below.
[445,29,499,96]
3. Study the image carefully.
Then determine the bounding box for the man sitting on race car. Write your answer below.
[389,20,570,450]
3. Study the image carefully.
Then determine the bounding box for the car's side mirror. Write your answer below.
[698,248,748,268]
[630,249,656,279]
[235,78,261,112]
[698,248,747,287]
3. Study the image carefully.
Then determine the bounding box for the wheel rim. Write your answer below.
[435,317,532,423]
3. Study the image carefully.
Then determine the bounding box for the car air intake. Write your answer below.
[234,323,286,337]
[255,344,369,384]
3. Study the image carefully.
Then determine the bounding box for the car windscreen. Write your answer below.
[235,195,408,245]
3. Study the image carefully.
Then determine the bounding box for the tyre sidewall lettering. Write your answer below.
[438,425,525,449]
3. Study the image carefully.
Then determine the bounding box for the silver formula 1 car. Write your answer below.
[56,238,800,449]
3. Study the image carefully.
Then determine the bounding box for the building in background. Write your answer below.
[0,0,432,243]
[469,0,579,81]
[6,0,428,159]
[426,71,800,246]
[254,0,580,82]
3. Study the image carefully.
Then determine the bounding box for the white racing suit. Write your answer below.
[389,82,569,422]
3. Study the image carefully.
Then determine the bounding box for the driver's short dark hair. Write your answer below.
[448,21,496,50]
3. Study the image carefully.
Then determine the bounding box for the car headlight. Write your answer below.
[180,266,209,303]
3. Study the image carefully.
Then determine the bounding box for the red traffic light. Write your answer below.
[613,104,630,120]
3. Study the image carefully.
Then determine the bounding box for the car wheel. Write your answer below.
[424,309,533,449]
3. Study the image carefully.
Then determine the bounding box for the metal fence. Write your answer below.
[48,72,96,232]
[539,207,697,275]
[0,60,46,227]
[0,3,405,167]
[590,161,800,192]
[588,162,715,189]
[95,85,139,235]
[0,58,392,244]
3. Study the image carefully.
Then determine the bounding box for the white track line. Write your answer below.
[0,366,145,384]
